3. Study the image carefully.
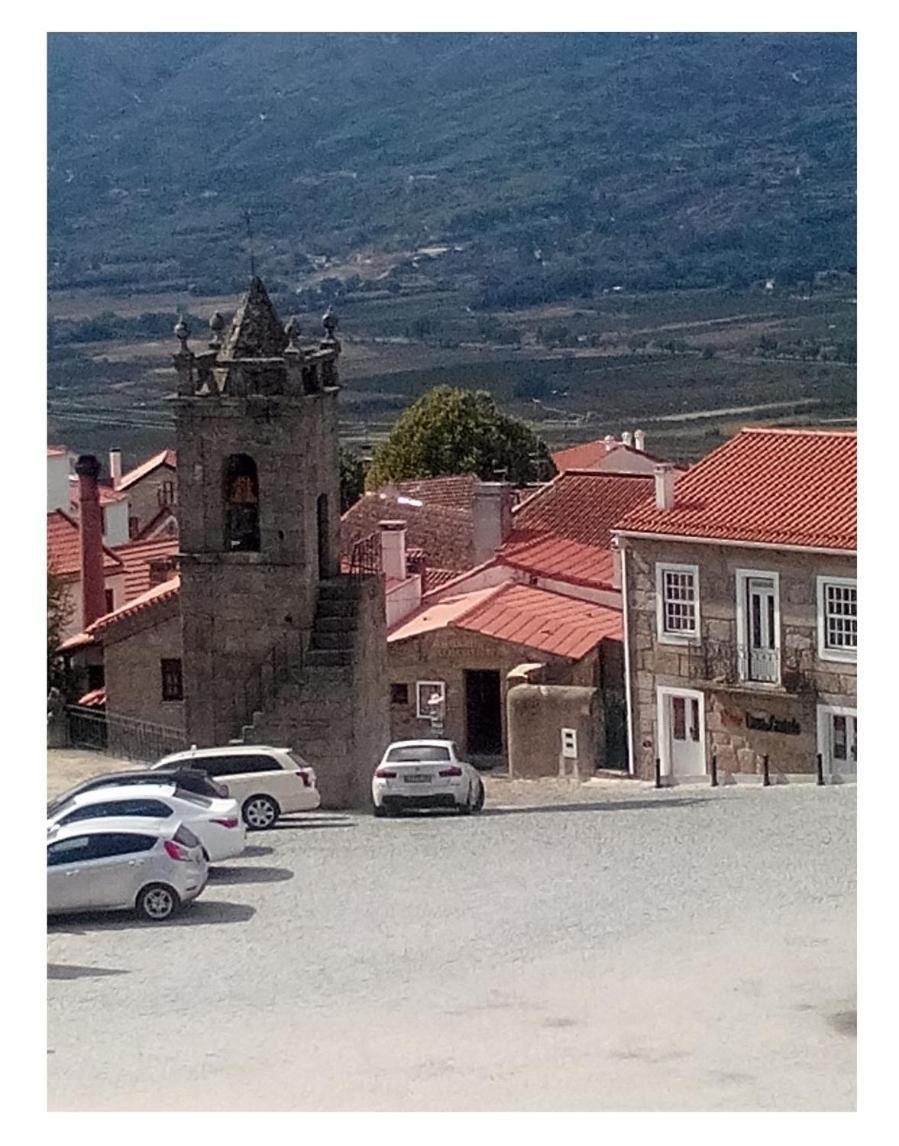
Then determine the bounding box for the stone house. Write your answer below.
[381,469,656,773]
[612,427,857,784]
[552,429,685,475]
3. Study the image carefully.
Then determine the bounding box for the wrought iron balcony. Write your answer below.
[686,640,816,695]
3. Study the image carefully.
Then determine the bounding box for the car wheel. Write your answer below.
[136,883,180,922]
[242,794,279,830]
[373,803,388,818]
[472,779,486,813]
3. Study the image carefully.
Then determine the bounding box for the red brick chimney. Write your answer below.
[76,455,106,628]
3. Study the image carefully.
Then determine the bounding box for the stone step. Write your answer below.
[310,630,356,651]
[318,579,363,599]
[305,649,354,668]
[315,600,360,619]
[313,615,360,635]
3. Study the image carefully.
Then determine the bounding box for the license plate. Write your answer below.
[403,774,432,784]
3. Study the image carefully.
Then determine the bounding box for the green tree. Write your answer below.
[366,387,555,488]
[339,447,366,513]
[47,567,73,691]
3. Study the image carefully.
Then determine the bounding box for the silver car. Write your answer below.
[47,819,208,922]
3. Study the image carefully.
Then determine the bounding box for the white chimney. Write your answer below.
[654,463,676,510]
[621,431,633,447]
[603,434,616,446]
[611,538,622,590]
[634,429,646,452]
[472,482,514,565]
[109,448,123,487]
[378,520,407,581]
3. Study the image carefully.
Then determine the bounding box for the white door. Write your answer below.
[661,690,705,779]
[819,707,857,779]
[746,577,778,683]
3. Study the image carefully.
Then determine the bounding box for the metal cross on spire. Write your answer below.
[243,208,256,278]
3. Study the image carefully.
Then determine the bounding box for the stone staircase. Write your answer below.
[238,576,387,808]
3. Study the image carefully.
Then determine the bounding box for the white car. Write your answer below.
[155,745,321,829]
[47,819,208,921]
[47,784,246,862]
[372,740,485,817]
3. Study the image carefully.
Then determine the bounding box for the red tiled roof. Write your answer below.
[47,444,68,457]
[387,474,480,512]
[552,438,676,472]
[512,470,655,550]
[390,582,621,660]
[112,537,180,600]
[89,575,181,636]
[613,427,857,552]
[77,687,106,708]
[69,476,129,507]
[116,448,177,491]
[341,492,473,574]
[423,567,462,593]
[47,510,124,578]
[497,534,616,589]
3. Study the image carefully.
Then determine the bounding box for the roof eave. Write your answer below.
[611,528,856,558]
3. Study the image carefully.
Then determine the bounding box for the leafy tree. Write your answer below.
[366,386,555,488]
[339,447,366,513]
[47,567,73,691]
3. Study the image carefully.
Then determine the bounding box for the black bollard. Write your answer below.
[710,753,718,787]
[762,754,770,787]
[654,757,662,789]
[816,752,825,786]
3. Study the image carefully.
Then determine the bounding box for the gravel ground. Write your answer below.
[47,761,856,1112]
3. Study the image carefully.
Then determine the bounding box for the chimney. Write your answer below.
[378,520,408,581]
[472,482,514,565]
[611,537,622,590]
[654,463,676,511]
[76,455,106,628]
[109,448,123,487]
[621,431,633,447]
[634,429,646,452]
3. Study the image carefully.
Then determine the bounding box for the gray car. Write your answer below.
[47,819,208,922]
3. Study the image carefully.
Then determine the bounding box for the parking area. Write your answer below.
[47,766,856,1112]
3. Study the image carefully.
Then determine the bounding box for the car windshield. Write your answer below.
[386,745,452,763]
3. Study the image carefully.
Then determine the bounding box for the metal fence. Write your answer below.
[66,705,187,764]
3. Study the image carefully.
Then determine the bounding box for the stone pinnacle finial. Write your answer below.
[174,314,190,352]
[284,317,301,350]
[209,311,225,349]
[322,306,338,339]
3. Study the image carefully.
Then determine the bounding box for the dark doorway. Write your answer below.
[465,670,502,755]
[317,493,330,579]
[223,454,260,552]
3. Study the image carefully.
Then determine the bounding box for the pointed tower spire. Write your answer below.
[221,276,289,359]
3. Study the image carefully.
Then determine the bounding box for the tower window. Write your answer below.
[158,480,176,507]
[223,454,260,552]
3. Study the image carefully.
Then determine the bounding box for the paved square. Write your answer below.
[47,780,855,1111]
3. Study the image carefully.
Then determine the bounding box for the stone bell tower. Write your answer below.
[173,278,362,757]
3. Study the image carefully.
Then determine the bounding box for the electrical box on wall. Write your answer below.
[561,727,578,759]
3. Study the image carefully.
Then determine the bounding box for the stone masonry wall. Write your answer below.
[103,600,186,730]
[623,537,856,781]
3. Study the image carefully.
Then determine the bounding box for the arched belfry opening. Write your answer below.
[223,454,260,552]
[317,493,330,578]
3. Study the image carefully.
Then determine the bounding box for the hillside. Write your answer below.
[48,33,856,301]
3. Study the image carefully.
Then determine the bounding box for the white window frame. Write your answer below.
[655,562,700,645]
[735,568,781,686]
[816,576,857,663]
[416,680,446,720]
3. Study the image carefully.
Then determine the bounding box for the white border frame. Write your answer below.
[816,575,858,663]
[655,561,700,645]
[656,685,707,779]
[735,568,781,687]
[415,679,446,720]
[816,703,858,780]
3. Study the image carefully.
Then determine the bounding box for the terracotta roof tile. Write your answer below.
[116,449,177,491]
[112,537,180,600]
[89,575,181,636]
[341,492,473,573]
[613,427,857,551]
[47,510,124,578]
[512,470,655,550]
[386,474,480,512]
[552,438,677,472]
[497,534,616,589]
[69,476,129,507]
[76,687,106,707]
[390,582,621,660]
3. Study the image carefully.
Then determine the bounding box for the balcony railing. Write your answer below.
[687,640,816,695]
